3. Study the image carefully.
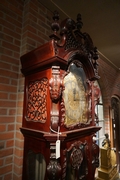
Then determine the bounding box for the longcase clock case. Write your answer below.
[20,12,101,180]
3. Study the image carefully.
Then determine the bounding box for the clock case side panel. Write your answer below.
[22,69,51,132]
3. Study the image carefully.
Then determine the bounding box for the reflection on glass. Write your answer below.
[27,150,46,180]
[63,63,88,127]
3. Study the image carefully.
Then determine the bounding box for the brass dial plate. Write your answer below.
[63,64,88,127]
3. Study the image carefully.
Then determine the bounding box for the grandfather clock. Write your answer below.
[20,11,101,180]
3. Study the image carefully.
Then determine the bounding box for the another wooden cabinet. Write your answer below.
[20,12,101,180]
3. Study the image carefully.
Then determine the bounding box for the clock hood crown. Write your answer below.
[49,11,100,80]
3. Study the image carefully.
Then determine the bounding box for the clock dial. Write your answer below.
[63,64,88,127]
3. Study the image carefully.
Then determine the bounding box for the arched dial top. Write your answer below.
[63,63,89,128]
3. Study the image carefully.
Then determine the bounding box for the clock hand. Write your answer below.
[73,88,76,101]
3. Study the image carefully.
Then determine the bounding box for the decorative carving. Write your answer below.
[49,11,60,41]
[26,78,48,122]
[47,143,61,180]
[60,98,65,126]
[49,66,64,131]
[61,149,67,180]
[50,11,100,80]
[70,147,83,169]
[66,141,88,179]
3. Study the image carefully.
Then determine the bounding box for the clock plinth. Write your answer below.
[20,11,101,180]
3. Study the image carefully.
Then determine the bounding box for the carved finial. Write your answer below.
[52,11,59,32]
[93,47,99,60]
[50,11,60,41]
[76,14,83,30]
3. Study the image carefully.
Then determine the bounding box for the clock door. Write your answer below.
[63,62,90,129]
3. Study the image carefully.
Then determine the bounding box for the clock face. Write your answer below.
[63,63,88,127]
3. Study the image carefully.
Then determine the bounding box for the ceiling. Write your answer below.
[40,0,120,70]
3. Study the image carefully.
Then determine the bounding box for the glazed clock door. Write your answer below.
[63,62,90,128]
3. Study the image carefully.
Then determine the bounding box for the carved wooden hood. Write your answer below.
[21,11,99,81]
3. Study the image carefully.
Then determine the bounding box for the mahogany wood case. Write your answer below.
[20,11,101,180]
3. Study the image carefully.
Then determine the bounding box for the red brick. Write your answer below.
[0,108,8,115]
[15,27,22,34]
[18,93,24,100]
[13,173,22,180]
[16,123,22,131]
[5,14,22,28]
[0,3,16,17]
[15,139,23,149]
[0,1,9,8]
[0,141,5,149]
[0,159,4,166]
[0,18,15,31]
[0,164,12,175]
[16,116,22,123]
[9,109,16,115]
[0,100,16,108]
[2,41,20,52]
[14,148,23,157]
[9,94,17,100]
[17,101,24,107]
[4,173,12,180]
[0,69,18,78]
[0,148,13,158]
[13,52,20,59]
[14,156,23,166]
[0,61,11,70]
[1,47,13,56]
[8,3,22,16]
[0,132,14,141]
[0,84,17,93]
[5,156,13,165]
[0,10,4,18]
[10,79,18,86]
[15,131,24,140]
[0,116,15,123]
[3,27,21,40]
[0,77,10,85]
[14,39,21,46]
[13,164,22,175]
[17,108,23,115]
[0,54,19,65]
[0,124,6,131]
[7,124,15,131]
[6,140,14,148]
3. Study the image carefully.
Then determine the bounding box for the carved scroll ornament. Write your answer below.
[50,11,100,80]
[49,66,64,131]
[26,78,48,123]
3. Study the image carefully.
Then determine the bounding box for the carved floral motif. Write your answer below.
[26,78,48,123]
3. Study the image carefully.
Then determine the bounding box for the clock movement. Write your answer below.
[20,11,101,180]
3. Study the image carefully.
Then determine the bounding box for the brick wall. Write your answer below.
[0,0,52,180]
[0,1,24,179]
[98,58,120,133]
[0,0,120,179]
